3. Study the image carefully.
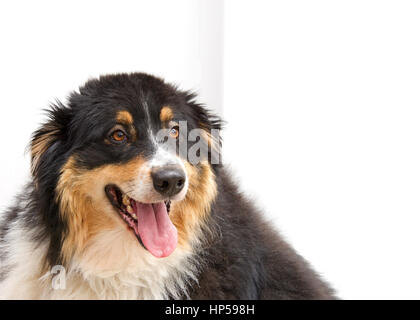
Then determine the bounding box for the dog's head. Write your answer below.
[30,73,221,267]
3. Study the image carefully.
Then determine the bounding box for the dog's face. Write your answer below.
[30,73,221,266]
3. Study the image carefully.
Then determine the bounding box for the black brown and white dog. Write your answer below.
[0,73,334,299]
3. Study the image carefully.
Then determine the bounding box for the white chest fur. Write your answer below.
[0,220,199,300]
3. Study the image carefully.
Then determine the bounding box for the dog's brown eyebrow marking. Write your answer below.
[116,110,134,124]
[115,110,137,140]
[160,106,173,122]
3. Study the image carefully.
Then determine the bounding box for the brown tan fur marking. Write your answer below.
[160,106,173,123]
[116,110,137,139]
[56,156,148,263]
[116,110,134,124]
[171,161,217,249]
[31,126,60,176]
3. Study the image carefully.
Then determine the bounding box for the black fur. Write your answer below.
[189,170,335,299]
[1,72,335,299]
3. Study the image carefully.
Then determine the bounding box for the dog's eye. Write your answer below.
[169,126,179,139]
[110,129,127,143]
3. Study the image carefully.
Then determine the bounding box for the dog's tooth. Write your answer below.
[126,205,134,214]
[131,213,137,220]
[122,195,130,206]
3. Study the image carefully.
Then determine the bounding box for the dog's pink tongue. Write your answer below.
[134,202,178,258]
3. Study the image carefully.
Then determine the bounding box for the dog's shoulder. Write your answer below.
[189,167,336,300]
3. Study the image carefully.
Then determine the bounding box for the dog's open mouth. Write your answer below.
[105,185,178,258]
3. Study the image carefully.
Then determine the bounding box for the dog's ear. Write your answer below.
[30,102,72,179]
[185,92,224,165]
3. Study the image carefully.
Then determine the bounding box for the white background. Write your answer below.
[1,1,419,299]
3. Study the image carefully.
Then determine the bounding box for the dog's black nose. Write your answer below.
[151,165,186,197]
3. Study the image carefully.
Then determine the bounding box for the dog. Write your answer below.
[0,72,334,299]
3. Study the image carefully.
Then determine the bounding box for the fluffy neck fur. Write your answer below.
[0,190,206,300]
